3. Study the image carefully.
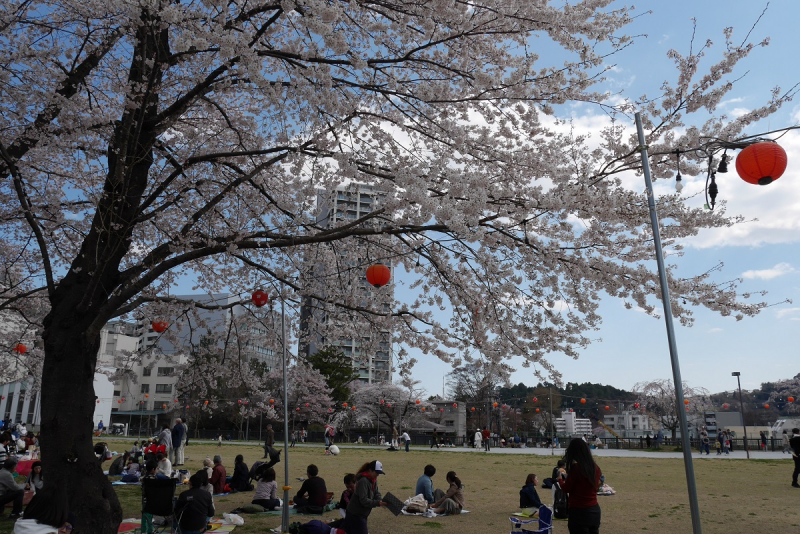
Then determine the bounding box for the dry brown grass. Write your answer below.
[19,440,799,534]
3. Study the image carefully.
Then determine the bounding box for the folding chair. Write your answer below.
[509,505,552,534]
[142,477,178,534]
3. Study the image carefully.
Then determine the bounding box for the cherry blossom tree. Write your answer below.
[350,381,431,434]
[0,0,794,530]
[264,362,334,425]
[765,375,800,416]
[634,379,711,440]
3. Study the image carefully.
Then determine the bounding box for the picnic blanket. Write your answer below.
[118,517,240,533]
[400,509,470,516]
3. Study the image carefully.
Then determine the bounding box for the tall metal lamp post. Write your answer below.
[732,372,750,459]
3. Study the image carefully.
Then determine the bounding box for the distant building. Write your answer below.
[299,184,392,384]
[602,412,651,437]
[555,411,593,436]
[427,398,467,437]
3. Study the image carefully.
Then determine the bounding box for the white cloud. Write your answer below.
[741,262,796,280]
[776,307,800,319]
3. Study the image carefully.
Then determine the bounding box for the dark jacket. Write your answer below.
[294,476,328,507]
[172,423,185,446]
[519,483,542,508]
[230,462,251,491]
[176,486,215,531]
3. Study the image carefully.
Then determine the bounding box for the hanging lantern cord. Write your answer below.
[705,155,718,210]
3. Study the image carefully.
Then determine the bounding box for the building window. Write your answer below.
[155,384,172,394]
[140,384,150,393]
[142,368,151,377]
[113,390,121,397]
[157,367,174,377]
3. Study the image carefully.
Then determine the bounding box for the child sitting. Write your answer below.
[337,474,356,518]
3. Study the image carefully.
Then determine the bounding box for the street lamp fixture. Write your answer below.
[732,372,750,459]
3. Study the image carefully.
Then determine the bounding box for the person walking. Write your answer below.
[482,427,491,452]
[430,430,438,449]
[557,439,602,534]
[790,428,800,488]
[473,429,482,450]
[699,427,710,455]
[392,427,399,448]
[782,430,791,454]
[400,431,411,452]
[264,424,275,458]
[760,431,768,451]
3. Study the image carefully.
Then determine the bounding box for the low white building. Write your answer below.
[0,373,114,431]
[602,412,651,437]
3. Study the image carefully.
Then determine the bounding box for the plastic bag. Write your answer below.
[223,513,245,526]
[403,494,428,514]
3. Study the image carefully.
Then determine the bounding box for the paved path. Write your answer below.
[100,436,792,460]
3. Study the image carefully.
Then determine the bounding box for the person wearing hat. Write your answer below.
[342,460,387,534]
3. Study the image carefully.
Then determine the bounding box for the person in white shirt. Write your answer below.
[400,431,411,452]
[156,452,172,478]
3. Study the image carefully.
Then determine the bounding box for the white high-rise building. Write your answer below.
[300,184,393,384]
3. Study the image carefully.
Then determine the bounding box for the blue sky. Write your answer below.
[407,0,800,397]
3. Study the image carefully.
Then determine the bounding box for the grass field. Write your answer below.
[3,440,798,533]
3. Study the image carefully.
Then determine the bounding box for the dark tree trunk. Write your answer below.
[41,307,122,533]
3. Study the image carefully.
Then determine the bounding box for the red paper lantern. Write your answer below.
[366,264,391,288]
[569,408,574,412]
[352,406,356,411]
[204,400,209,405]
[151,321,168,333]
[535,408,540,413]
[269,398,275,404]
[440,408,444,412]
[328,408,333,413]
[735,142,787,185]
[252,290,269,308]
[161,404,166,408]
[633,403,640,409]
[789,396,795,403]
[185,405,190,409]
[421,407,425,412]
[493,402,498,407]
[238,399,242,404]
[764,403,770,409]
[604,405,609,410]
[532,397,538,403]
[12,343,26,354]
[415,399,420,404]
[145,394,149,398]
[305,403,310,407]
[296,407,300,412]
[386,403,391,408]
[380,399,385,404]
[722,403,729,409]
[174,399,178,403]
[1,396,5,400]
[453,403,458,408]
[96,400,100,404]
[343,402,348,407]
[471,407,475,412]
[118,400,122,404]
[684,399,690,405]
[502,404,507,409]
[685,406,690,411]
[580,398,586,404]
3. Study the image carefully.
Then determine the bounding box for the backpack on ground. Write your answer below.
[553,486,568,519]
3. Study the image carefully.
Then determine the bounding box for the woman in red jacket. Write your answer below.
[557,439,602,534]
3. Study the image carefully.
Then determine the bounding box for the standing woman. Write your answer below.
[343,460,387,534]
[557,439,602,534]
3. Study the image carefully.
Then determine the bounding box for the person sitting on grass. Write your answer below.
[337,473,357,518]
[293,464,328,513]
[23,461,44,494]
[429,471,464,515]
[210,455,227,495]
[230,454,252,492]
[0,458,24,520]
[415,465,439,504]
[108,451,130,476]
[252,466,280,511]
[175,472,215,534]
[12,484,73,534]
[519,473,543,512]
